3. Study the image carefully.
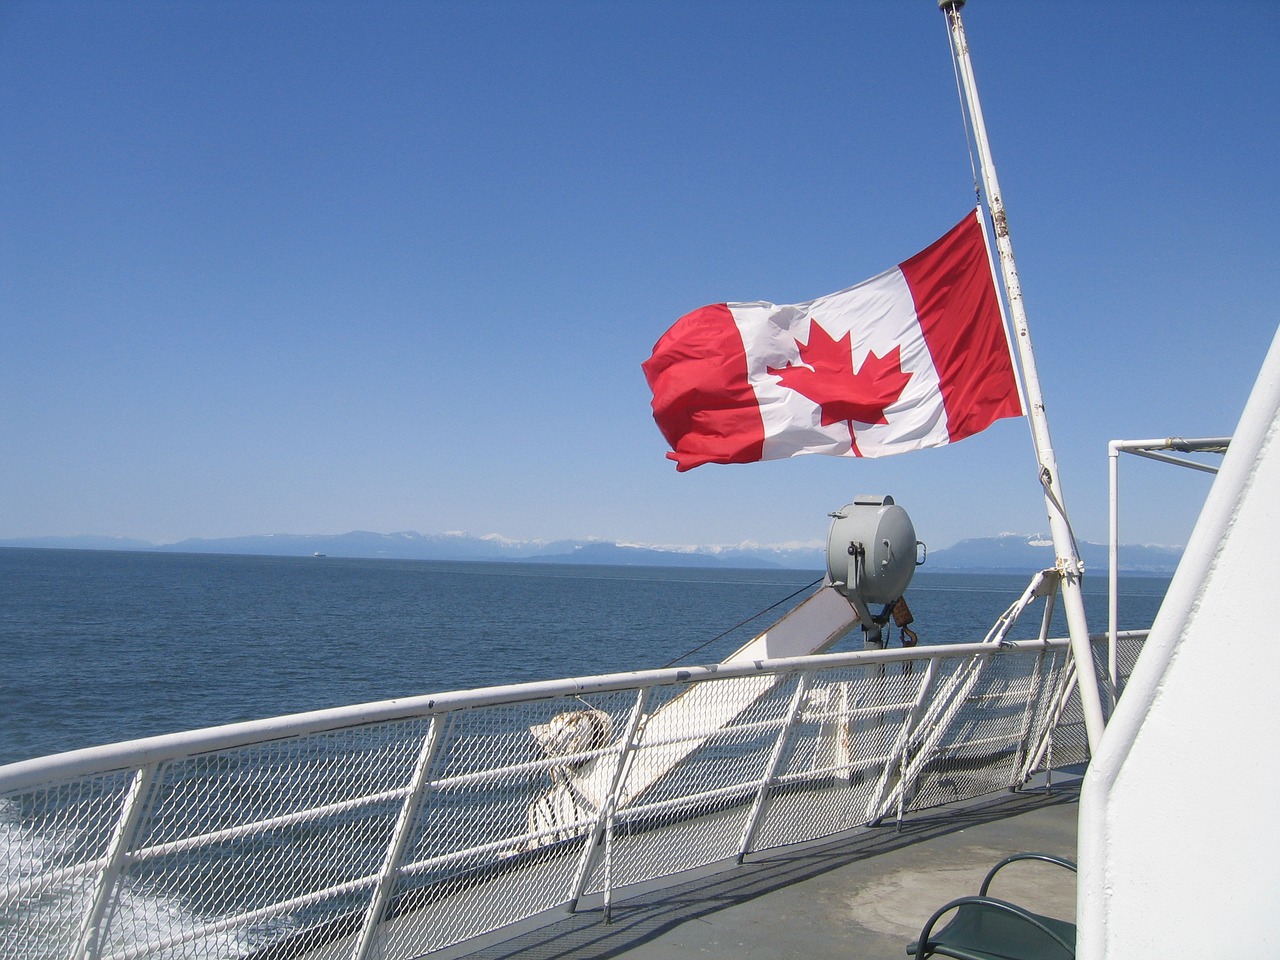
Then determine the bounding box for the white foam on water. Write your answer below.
[1,798,259,960]
[1,800,87,959]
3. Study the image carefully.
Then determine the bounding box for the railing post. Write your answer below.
[864,655,938,824]
[566,687,650,915]
[350,714,447,960]
[873,652,993,825]
[1109,440,1121,709]
[736,672,811,862]
[1021,660,1078,781]
[1010,646,1050,789]
[73,763,158,960]
[1004,588,1058,787]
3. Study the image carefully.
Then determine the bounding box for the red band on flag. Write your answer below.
[641,304,765,471]
[899,213,1023,442]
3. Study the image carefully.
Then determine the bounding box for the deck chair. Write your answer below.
[906,853,1076,960]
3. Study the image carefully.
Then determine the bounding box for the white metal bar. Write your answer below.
[941,0,1106,753]
[396,822,593,877]
[1010,645,1051,786]
[604,779,759,825]
[1110,436,1231,454]
[772,755,895,789]
[1108,434,1228,705]
[566,687,650,913]
[126,784,411,863]
[1039,584,1058,644]
[874,653,990,824]
[1023,659,1079,779]
[73,763,157,960]
[0,858,104,905]
[351,715,447,960]
[803,699,920,723]
[981,570,1056,646]
[1124,448,1221,474]
[601,798,617,923]
[1017,649,1069,784]
[864,658,939,823]
[1110,443,1121,704]
[736,672,811,861]
[0,638,1074,797]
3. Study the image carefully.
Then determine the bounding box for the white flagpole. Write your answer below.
[939,0,1107,751]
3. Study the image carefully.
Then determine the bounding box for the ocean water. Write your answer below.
[0,547,1170,767]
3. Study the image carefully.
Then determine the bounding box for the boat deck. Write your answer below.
[458,775,1080,960]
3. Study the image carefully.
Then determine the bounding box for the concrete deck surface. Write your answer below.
[459,777,1079,960]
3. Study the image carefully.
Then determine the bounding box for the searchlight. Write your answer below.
[826,495,924,647]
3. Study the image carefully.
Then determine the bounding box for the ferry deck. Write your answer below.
[459,774,1079,960]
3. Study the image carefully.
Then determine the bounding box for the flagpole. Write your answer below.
[939,0,1107,751]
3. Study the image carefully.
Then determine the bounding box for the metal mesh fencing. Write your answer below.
[0,633,1144,960]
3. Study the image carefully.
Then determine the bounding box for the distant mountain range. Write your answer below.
[926,534,1182,574]
[0,531,821,569]
[0,530,1183,573]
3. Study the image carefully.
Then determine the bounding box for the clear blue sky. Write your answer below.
[2,1,1276,554]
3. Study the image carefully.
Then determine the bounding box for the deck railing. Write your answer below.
[0,632,1145,960]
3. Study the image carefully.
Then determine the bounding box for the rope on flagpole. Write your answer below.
[944,2,982,205]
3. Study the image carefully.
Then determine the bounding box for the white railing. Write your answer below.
[1107,436,1227,698]
[0,633,1145,960]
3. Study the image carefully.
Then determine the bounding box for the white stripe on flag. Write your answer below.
[730,265,949,461]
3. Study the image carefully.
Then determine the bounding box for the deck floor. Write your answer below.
[456,777,1080,960]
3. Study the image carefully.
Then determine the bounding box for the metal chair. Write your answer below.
[906,853,1076,960]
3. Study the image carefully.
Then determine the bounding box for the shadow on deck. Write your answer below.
[456,775,1081,960]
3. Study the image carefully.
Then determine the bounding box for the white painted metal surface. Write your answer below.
[1079,326,1280,958]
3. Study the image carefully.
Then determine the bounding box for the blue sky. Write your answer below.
[2,1,1276,554]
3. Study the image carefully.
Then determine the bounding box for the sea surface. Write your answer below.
[0,547,1171,768]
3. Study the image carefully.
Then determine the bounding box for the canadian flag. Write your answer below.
[642,211,1025,472]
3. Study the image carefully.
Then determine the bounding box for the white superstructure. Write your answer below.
[1079,327,1280,957]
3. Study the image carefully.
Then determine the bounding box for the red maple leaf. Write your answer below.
[767,319,913,439]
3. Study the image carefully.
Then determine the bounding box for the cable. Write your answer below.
[661,576,825,668]
[945,4,982,205]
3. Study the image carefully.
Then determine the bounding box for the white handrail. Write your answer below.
[1107,436,1228,700]
[0,637,1091,795]
[2,631,1147,960]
